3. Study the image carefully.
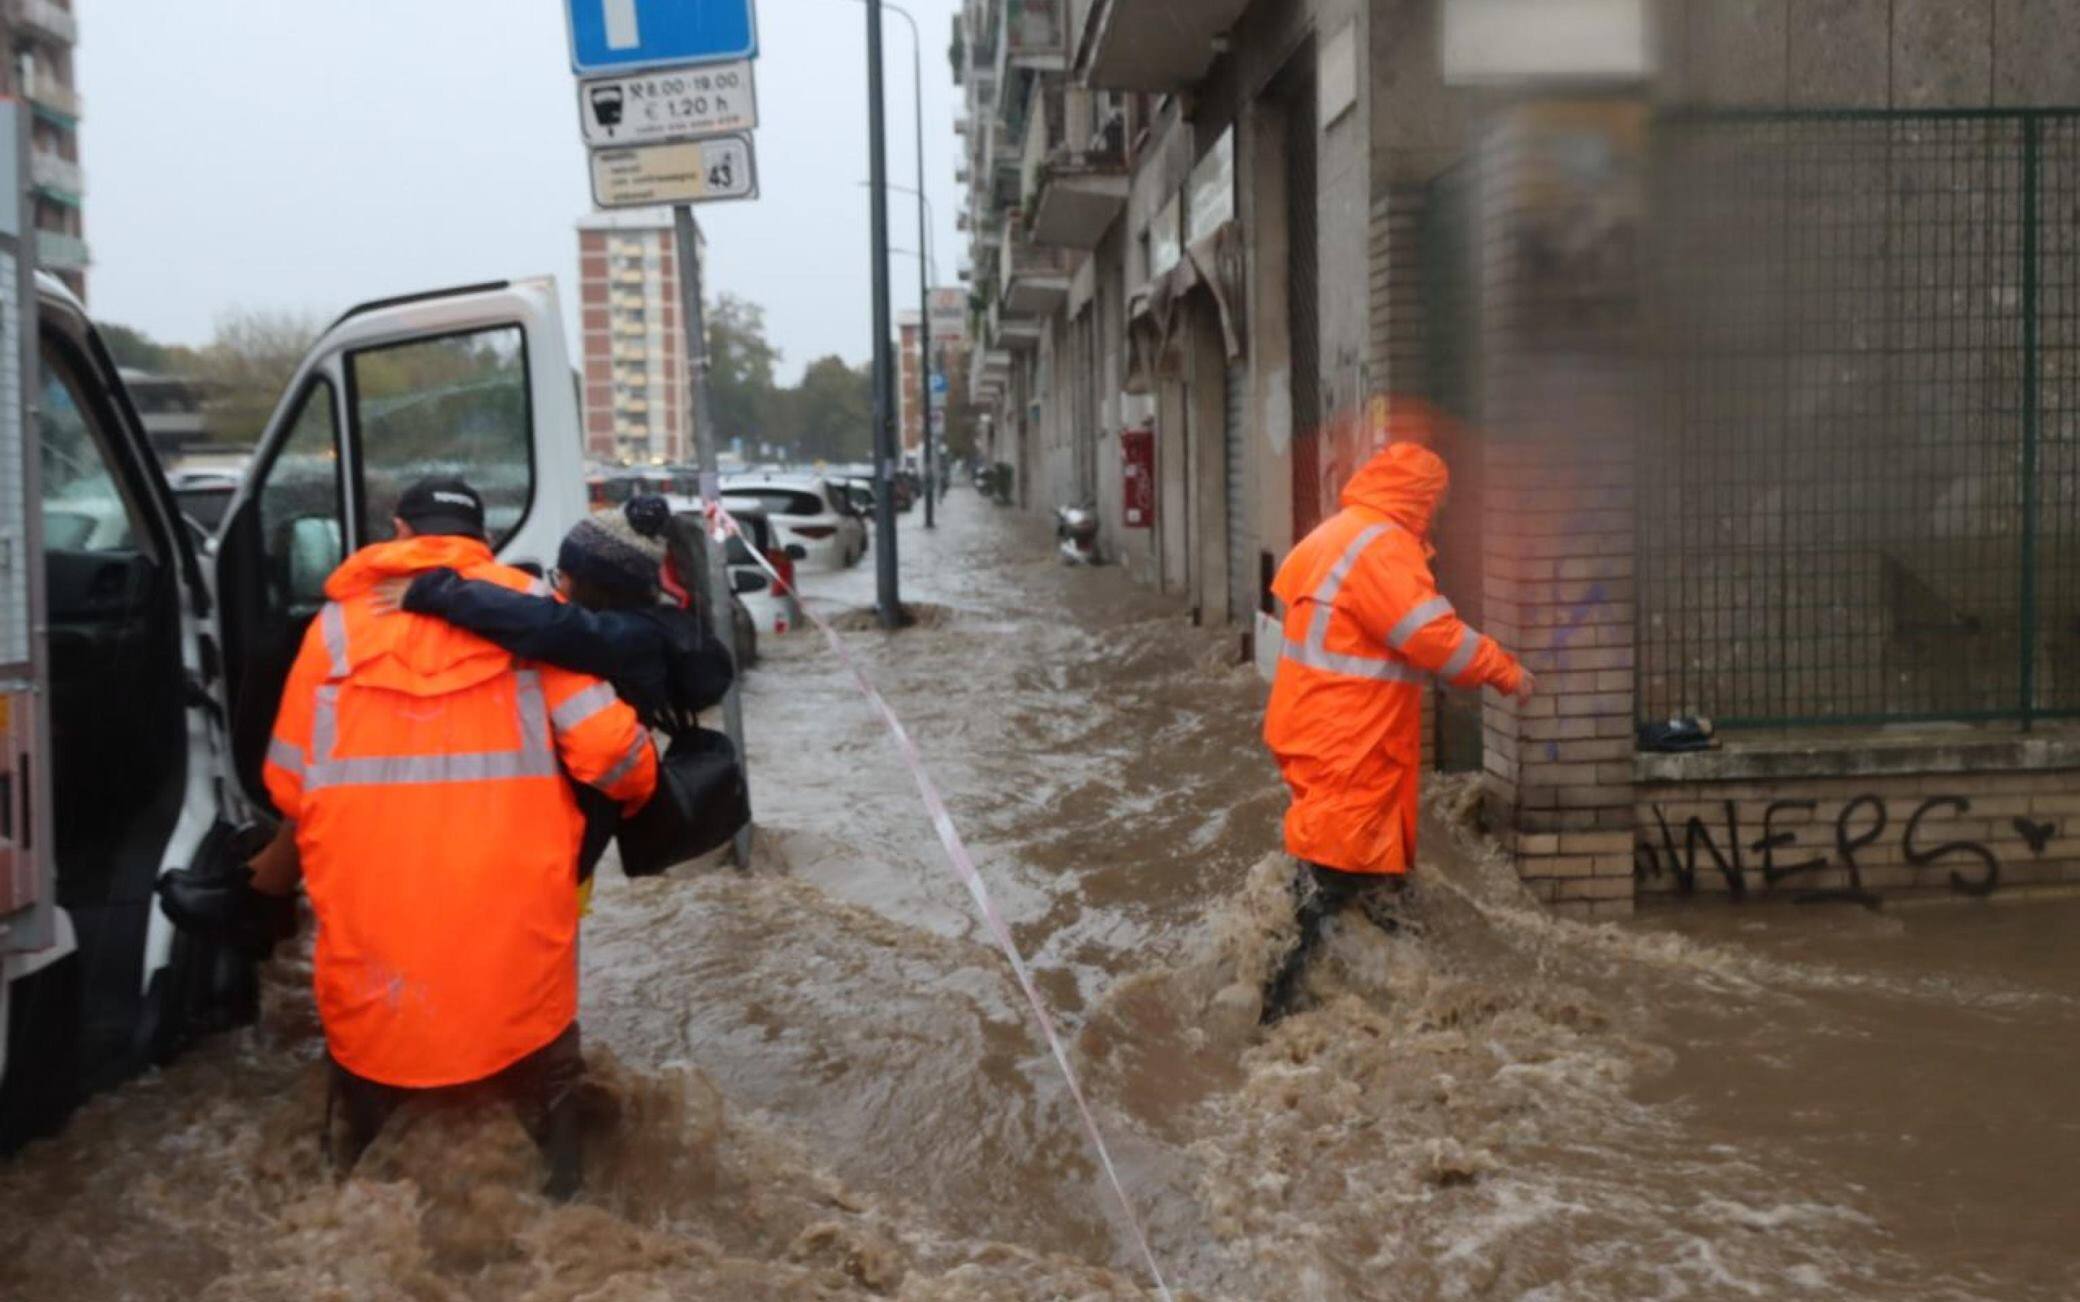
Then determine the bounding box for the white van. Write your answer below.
[0,274,588,1150]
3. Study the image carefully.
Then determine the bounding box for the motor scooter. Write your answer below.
[1055,504,1100,565]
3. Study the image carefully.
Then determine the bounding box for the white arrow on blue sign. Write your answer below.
[567,0,759,75]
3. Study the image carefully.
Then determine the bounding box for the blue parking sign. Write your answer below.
[567,0,758,75]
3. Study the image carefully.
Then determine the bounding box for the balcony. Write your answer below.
[612,342,648,363]
[24,68,81,122]
[13,0,78,46]
[1001,0,1066,72]
[1079,0,1251,90]
[1030,153,1127,249]
[29,150,82,203]
[969,347,1012,395]
[1028,103,1126,249]
[36,228,88,271]
[998,230,1072,317]
[991,302,1042,352]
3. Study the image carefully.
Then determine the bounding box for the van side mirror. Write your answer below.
[785,544,807,561]
[286,517,343,608]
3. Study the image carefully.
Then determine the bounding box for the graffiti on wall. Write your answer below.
[1635,794,2061,905]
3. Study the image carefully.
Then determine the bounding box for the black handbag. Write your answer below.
[615,728,750,877]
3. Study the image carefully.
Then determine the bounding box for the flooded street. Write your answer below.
[4,491,2078,1300]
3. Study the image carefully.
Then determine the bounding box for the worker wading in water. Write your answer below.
[167,478,660,1197]
[1260,440,1534,1023]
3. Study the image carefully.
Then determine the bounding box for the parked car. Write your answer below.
[168,470,240,539]
[673,504,802,640]
[829,476,874,517]
[719,474,867,570]
[831,473,915,516]
[669,499,798,636]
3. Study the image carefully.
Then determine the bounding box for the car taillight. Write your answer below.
[766,547,795,594]
[794,525,837,540]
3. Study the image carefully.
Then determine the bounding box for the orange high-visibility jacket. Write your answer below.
[1263,443,1522,876]
[263,535,658,1089]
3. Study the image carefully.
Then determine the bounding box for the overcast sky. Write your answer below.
[78,0,964,383]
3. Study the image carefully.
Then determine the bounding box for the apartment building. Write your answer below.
[576,210,700,466]
[1,0,88,298]
[955,0,2080,914]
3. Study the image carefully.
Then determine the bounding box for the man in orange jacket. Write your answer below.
[259,478,657,1195]
[1260,441,1533,1022]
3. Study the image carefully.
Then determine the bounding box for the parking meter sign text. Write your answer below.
[580,61,758,146]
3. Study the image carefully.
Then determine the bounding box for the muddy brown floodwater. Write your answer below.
[4,491,2078,1300]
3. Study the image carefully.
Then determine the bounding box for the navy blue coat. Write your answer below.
[402,568,734,734]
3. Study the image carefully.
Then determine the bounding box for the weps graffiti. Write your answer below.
[1633,795,2042,904]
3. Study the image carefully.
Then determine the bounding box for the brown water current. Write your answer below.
[3,492,2077,1299]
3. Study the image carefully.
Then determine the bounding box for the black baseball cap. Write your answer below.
[395,477,486,539]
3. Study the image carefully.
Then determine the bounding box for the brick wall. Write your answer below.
[1474,100,1647,917]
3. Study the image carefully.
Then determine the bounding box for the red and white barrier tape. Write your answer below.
[705,501,1175,1301]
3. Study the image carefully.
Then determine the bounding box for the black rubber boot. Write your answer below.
[539,1096,584,1202]
[1261,865,1403,1025]
[1261,868,1350,1025]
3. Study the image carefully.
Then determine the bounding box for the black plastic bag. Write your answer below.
[616,728,750,877]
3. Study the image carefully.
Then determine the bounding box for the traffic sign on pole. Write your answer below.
[579,61,757,146]
[590,133,758,208]
[567,0,758,75]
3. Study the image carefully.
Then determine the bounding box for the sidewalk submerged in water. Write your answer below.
[4,491,2077,1300]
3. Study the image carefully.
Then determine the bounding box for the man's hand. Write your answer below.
[1514,670,1537,703]
[369,577,411,616]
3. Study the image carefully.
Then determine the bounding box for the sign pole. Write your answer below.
[865,0,901,628]
[909,25,935,532]
[673,204,753,867]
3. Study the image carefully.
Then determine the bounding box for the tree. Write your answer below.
[792,355,873,463]
[98,322,185,373]
[192,308,323,447]
[704,293,781,449]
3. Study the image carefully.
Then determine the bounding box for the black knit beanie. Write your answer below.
[559,496,671,599]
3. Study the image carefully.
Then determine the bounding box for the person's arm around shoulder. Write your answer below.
[540,665,658,817]
[400,568,637,684]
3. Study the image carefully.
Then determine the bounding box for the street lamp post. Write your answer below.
[846,0,939,531]
[864,0,901,627]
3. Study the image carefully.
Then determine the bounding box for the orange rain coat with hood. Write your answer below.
[1263,442,1523,877]
[263,535,658,1090]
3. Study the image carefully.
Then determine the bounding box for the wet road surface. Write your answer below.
[3,489,2077,1299]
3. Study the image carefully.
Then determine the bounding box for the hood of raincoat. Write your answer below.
[322,535,517,697]
[1340,441,1450,539]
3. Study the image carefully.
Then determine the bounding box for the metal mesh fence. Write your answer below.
[1639,110,2080,727]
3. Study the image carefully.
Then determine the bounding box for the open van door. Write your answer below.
[0,105,53,961]
[210,278,585,816]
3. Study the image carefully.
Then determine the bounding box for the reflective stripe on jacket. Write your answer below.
[263,534,658,1089]
[1263,442,1522,876]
